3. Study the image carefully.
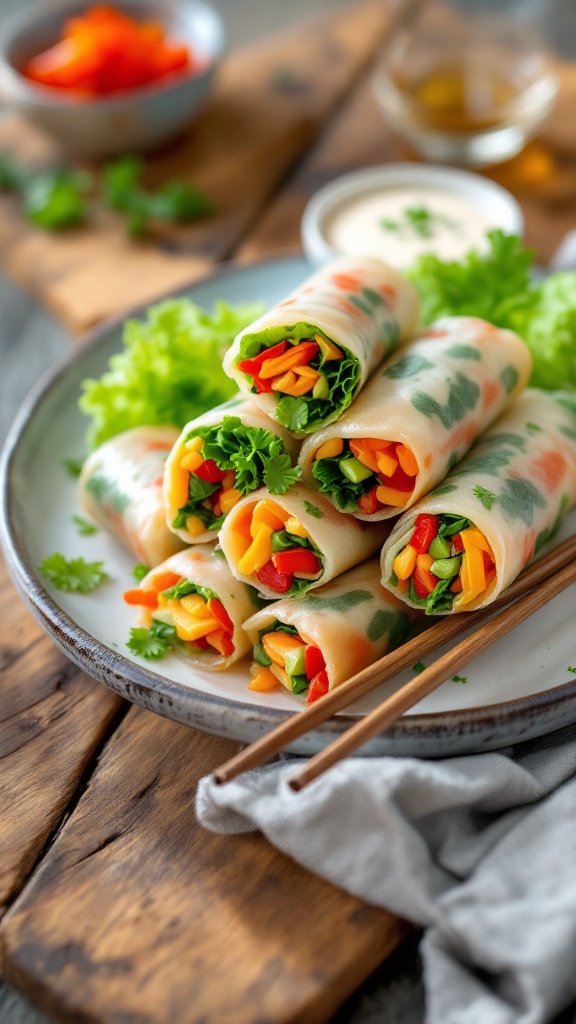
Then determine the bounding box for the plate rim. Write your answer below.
[3,253,576,751]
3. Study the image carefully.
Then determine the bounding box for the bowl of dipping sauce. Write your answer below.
[0,0,224,157]
[301,164,524,270]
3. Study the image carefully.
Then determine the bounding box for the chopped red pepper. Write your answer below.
[250,374,274,394]
[237,340,287,377]
[381,462,416,493]
[271,549,321,577]
[193,459,227,484]
[21,4,194,98]
[452,533,465,554]
[256,561,293,593]
[358,486,379,515]
[123,588,158,608]
[207,598,234,633]
[413,562,439,598]
[306,670,329,704]
[482,550,495,572]
[410,514,439,554]
[304,644,325,680]
[193,635,210,650]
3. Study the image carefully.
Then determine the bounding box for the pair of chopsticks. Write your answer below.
[213,534,576,790]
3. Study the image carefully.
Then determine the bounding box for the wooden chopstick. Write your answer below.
[212,533,576,785]
[289,551,576,791]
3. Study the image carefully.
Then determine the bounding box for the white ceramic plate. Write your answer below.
[2,256,576,756]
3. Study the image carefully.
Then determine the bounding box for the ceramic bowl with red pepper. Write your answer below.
[0,0,224,156]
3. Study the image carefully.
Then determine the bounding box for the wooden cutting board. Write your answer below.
[0,0,392,333]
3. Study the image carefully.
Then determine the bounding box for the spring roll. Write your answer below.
[164,397,301,544]
[300,317,532,520]
[78,426,185,567]
[223,257,420,437]
[381,389,576,614]
[243,559,420,703]
[219,483,389,600]
[124,546,263,670]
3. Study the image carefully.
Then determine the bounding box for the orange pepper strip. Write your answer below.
[259,342,318,379]
[396,444,418,477]
[123,589,158,608]
[151,571,181,593]
[349,439,380,473]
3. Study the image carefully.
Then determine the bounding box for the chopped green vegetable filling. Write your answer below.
[189,416,299,496]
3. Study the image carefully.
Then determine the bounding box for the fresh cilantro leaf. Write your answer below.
[72,515,97,536]
[39,553,108,593]
[413,661,426,673]
[127,620,176,660]
[23,170,90,229]
[263,454,300,494]
[102,156,214,237]
[132,563,150,581]
[275,396,309,433]
[452,674,468,683]
[304,500,323,518]
[63,457,84,478]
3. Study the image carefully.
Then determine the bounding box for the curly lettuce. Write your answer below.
[80,298,264,448]
[407,229,576,393]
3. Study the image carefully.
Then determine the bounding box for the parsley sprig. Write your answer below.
[127,621,176,660]
[39,553,108,593]
[188,416,300,498]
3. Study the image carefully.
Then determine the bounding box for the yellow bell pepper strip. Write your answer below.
[315,437,344,461]
[185,515,206,536]
[284,515,309,539]
[314,334,343,361]
[180,450,203,473]
[248,666,280,691]
[393,544,418,581]
[238,523,274,575]
[262,631,305,666]
[375,484,412,507]
[251,499,287,534]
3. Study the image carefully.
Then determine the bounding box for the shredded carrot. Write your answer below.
[396,444,418,477]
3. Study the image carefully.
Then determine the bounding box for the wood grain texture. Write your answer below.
[0,558,124,913]
[0,708,409,1024]
[0,0,391,333]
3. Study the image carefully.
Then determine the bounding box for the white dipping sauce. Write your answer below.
[324,186,495,269]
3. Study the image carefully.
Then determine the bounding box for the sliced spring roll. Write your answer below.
[78,426,185,567]
[164,397,301,544]
[300,317,532,520]
[124,546,264,670]
[243,559,420,704]
[223,257,420,437]
[381,389,576,614]
[219,483,389,600]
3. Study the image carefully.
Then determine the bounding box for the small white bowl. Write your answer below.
[301,164,524,270]
[0,0,224,158]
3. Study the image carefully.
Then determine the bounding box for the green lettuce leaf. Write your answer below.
[80,298,264,448]
[520,272,576,389]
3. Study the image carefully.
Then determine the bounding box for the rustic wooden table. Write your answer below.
[2,2,576,1021]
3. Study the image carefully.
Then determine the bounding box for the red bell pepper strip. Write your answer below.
[271,549,321,576]
[237,340,287,377]
[413,562,439,598]
[410,514,439,554]
[256,561,293,593]
[357,486,379,515]
[207,597,234,633]
[304,644,326,680]
[306,669,329,704]
[193,459,227,484]
[382,462,416,493]
[452,533,465,553]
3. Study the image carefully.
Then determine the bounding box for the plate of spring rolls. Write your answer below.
[2,253,576,757]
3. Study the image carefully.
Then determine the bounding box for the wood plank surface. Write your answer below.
[0,557,123,914]
[0,0,391,334]
[0,708,410,1024]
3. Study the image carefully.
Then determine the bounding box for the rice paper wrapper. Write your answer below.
[243,559,420,691]
[223,257,420,436]
[300,317,532,519]
[142,546,262,670]
[381,389,576,613]
[164,396,301,544]
[78,426,185,567]
[219,483,390,600]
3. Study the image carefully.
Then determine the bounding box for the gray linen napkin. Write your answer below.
[197,723,576,1024]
